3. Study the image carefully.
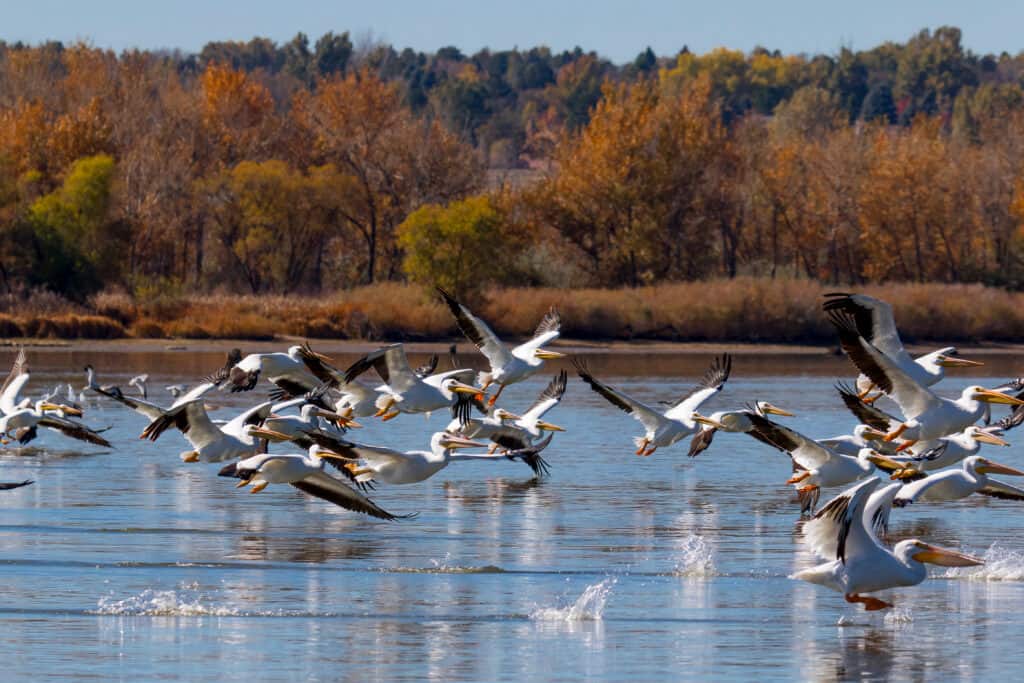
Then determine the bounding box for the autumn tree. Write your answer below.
[292,69,481,284]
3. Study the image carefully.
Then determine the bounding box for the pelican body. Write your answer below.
[218,446,408,520]
[894,456,1024,505]
[574,355,731,457]
[438,288,564,404]
[794,478,984,610]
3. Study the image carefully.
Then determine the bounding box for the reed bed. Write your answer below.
[1,279,1023,343]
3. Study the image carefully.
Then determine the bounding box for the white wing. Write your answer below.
[520,371,567,425]
[574,360,665,434]
[829,310,942,419]
[745,414,836,470]
[823,293,912,365]
[663,354,732,422]
[438,289,513,370]
[222,401,273,439]
[422,368,476,390]
[802,478,882,562]
[0,373,30,415]
[292,471,408,520]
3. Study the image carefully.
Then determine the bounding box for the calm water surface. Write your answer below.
[2,347,1024,682]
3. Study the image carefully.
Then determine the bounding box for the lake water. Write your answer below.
[2,346,1024,682]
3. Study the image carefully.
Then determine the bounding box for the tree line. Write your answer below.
[3,26,1024,304]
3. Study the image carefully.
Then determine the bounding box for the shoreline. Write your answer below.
[3,336,1024,356]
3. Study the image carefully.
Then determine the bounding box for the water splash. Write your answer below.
[94,588,243,616]
[942,544,1024,582]
[388,554,505,574]
[884,606,914,625]
[92,585,320,617]
[671,535,715,577]
[530,578,615,621]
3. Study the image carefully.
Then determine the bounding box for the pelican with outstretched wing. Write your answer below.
[793,478,984,611]
[218,445,412,520]
[822,293,982,399]
[342,344,480,420]
[438,288,564,405]
[828,309,1022,449]
[574,354,731,457]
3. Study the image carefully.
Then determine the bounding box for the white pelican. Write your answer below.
[295,342,437,418]
[140,399,272,463]
[438,288,564,405]
[85,352,236,421]
[479,370,568,451]
[803,479,903,559]
[823,293,982,399]
[217,445,411,520]
[892,456,1024,505]
[0,399,110,447]
[227,346,324,394]
[574,354,732,457]
[743,413,875,513]
[688,400,794,457]
[2,347,78,418]
[828,309,1023,448]
[165,384,188,398]
[128,374,150,399]
[794,478,983,610]
[863,426,1009,478]
[329,431,549,484]
[342,344,480,420]
[1,349,107,447]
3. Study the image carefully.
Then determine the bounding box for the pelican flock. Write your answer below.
[2,288,1022,613]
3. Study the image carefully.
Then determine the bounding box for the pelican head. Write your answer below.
[967,455,1024,476]
[308,444,350,462]
[443,379,481,395]
[35,400,65,415]
[965,426,1009,447]
[436,432,488,450]
[930,347,984,368]
[899,539,984,567]
[692,411,729,430]
[247,426,294,443]
[967,386,1024,406]
[493,408,520,421]
[534,348,565,360]
[755,401,795,417]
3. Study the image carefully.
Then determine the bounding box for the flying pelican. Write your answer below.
[2,347,79,418]
[438,288,564,406]
[822,293,982,399]
[828,309,1023,449]
[85,350,238,421]
[328,431,550,484]
[217,445,411,520]
[0,399,110,447]
[793,478,983,610]
[891,456,1024,505]
[688,400,794,457]
[165,384,188,398]
[476,371,568,451]
[862,426,1010,479]
[227,346,325,394]
[343,344,480,420]
[140,399,272,463]
[295,342,437,418]
[742,412,876,513]
[1,349,107,447]
[128,374,150,399]
[574,354,732,457]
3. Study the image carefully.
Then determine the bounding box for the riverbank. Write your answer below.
[3,279,1024,345]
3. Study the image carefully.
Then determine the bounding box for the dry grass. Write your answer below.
[1,279,1023,342]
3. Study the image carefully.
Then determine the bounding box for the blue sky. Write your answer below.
[5,1,1023,63]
